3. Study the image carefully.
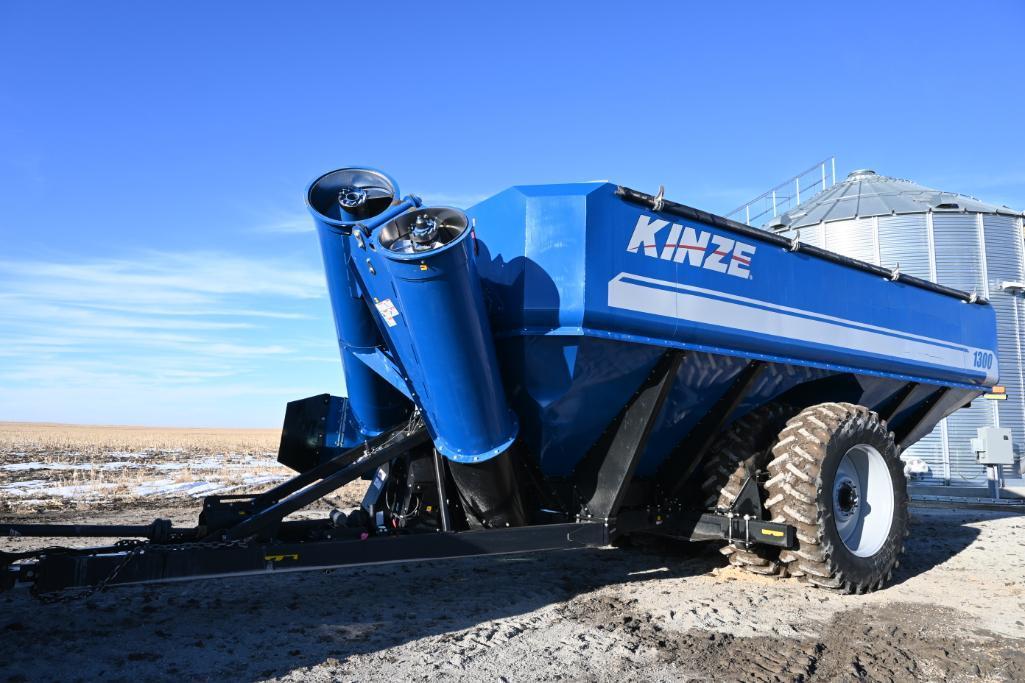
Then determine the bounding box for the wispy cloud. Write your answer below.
[0,252,324,300]
[0,250,341,425]
[251,211,315,234]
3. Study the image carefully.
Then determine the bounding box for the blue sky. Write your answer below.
[2,2,1023,427]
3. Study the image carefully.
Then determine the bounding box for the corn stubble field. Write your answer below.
[0,422,282,514]
[2,422,1025,682]
[0,422,362,517]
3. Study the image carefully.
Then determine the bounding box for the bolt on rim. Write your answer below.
[832,443,894,557]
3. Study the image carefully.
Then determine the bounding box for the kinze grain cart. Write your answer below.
[1,168,999,596]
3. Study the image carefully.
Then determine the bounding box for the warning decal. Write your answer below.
[375,299,400,327]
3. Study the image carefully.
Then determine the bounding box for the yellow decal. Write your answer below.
[265,553,299,562]
[760,529,784,538]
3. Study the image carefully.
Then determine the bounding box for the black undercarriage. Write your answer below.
[1,348,947,597]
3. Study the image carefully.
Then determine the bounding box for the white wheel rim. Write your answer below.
[832,444,894,558]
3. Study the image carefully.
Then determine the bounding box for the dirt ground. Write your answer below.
[1,505,1023,682]
[2,424,1025,681]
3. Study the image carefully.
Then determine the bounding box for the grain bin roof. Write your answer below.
[766,169,1022,230]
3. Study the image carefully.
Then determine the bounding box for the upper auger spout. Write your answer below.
[307,167,422,232]
[305,168,413,439]
[306,167,526,526]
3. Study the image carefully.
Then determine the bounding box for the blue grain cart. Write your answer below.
[2,167,997,595]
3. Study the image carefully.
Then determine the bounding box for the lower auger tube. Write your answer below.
[374,206,527,527]
[447,444,530,528]
[306,168,413,437]
[308,169,526,528]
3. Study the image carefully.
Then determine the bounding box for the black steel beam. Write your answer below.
[892,387,949,446]
[893,386,985,451]
[251,422,414,508]
[0,521,195,542]
[574,351,686,521]
[216,425,429,541]
[636,513,795,549]
[432,448,452,533]
[660,360,765,498]
[877,381,919,423]
[22,523,609,593]
[675,513,795,548]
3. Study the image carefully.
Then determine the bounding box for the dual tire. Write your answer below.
[700,404,790,576]
[704,402,908,593]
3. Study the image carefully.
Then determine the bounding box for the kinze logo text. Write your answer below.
[626,214,756,279]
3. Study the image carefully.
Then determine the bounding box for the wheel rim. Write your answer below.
[832,444,894,557]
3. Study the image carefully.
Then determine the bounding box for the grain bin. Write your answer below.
[767,170,1025,485]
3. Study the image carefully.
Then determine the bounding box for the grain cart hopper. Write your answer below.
[1,167,999,596]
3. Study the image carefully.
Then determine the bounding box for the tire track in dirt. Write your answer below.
[559,594,1025,682]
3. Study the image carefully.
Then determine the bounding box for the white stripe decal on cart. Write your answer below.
[607,272,997,383]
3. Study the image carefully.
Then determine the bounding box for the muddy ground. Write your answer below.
[2,504,1024,682]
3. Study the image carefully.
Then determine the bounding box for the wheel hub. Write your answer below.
[835,478,860,517]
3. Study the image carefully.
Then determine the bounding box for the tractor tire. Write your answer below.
[700,403,791,576]
[765,402,908,593]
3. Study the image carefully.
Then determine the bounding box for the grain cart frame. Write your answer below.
[1,169,997,596]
